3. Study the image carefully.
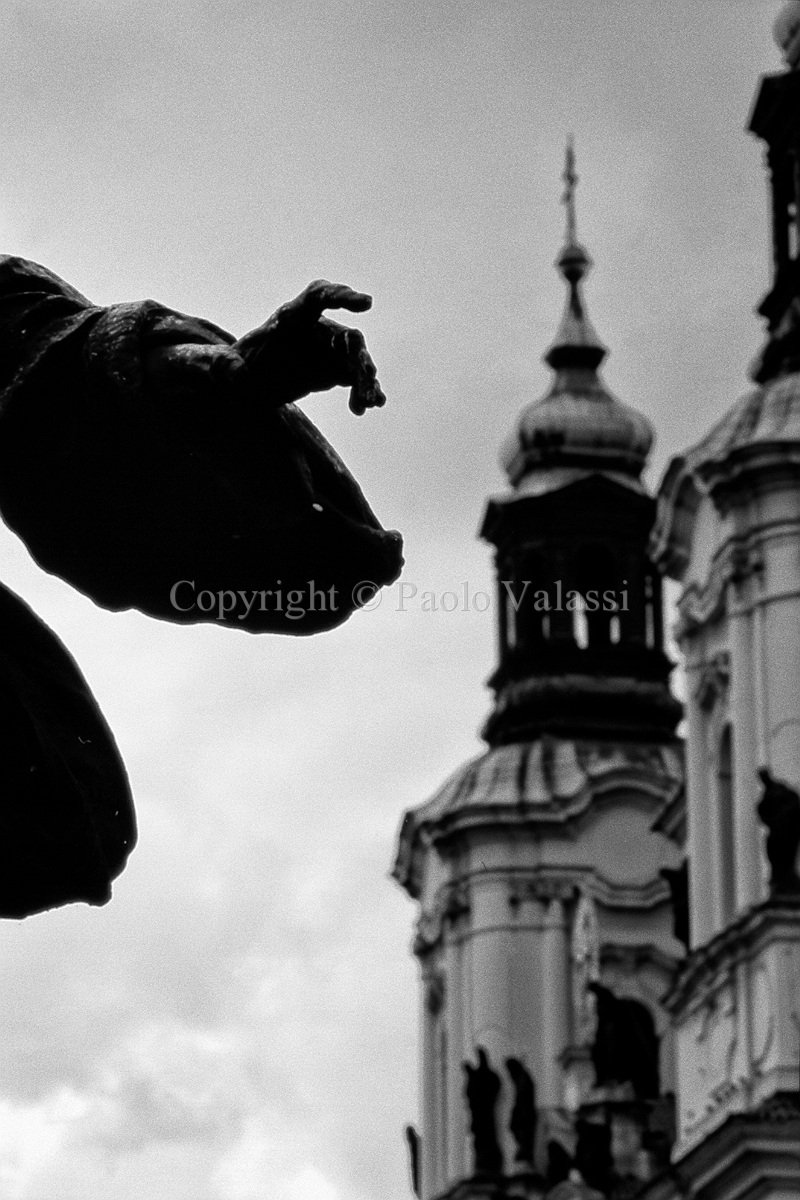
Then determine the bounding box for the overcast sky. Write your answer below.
[0,2,787,1198]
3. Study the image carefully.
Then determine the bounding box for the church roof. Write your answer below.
[392,737,682,899]
[651,370,800,579]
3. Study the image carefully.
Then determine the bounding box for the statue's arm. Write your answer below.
[144,280,387,416]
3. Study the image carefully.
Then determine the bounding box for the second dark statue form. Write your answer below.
[757,768,800,895]
[0,257,403,918]
[505,1056,537,1168]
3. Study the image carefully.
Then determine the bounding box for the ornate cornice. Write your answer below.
[663,895,800,1016]
[412,867,681,957]
[600,941,682,979]
[675,542,763,639]
[413,879,470,954]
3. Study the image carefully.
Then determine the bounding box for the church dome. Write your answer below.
[501,150,654,490]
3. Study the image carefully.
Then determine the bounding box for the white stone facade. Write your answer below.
[393,740,684,1199]
[650,371,800,1197]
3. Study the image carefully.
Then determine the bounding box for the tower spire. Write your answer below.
[561,134,579,246]
[546,139,607,371]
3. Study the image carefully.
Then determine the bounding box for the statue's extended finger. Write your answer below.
[298,280,373,321]
[344,328,386,415]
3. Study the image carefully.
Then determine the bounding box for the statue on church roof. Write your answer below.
[506,1056,537,1168]
[573,1117,613,1195]
[404,1124,421,1197]
[0,257,403,917]
[463,1047,504,1174]
[756,768,800,895]
[587,982,660,1099]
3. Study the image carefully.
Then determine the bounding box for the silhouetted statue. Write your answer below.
[660,862,690,948]
[0,584,135,918]
[588,982,660,1099]
[546,1139,573,1188]
[574,1118,613,1194]
[0,258,402,634]
[757,768,800,895]
[404,1125,421,1197]
[0,257,403,918]
[505,1057,537,1167]
[463,1047,503,1174]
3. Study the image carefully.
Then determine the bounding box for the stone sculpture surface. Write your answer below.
[0,257,403,916]
[756,768,800,894]
[506,1056,537,1167]
[463,1047,503,1173]
[588,982,660,1099]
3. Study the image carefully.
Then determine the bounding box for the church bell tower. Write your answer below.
[393,149,686,1200]
[482,144,680,749]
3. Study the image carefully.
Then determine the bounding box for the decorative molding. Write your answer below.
[664,895,800,1017]
[599,942,683,983]
[694,652,730,712]
[676,541,763,638]
[751,964,775,1068]
[413,881,471,954]
[506,868,672,912]
[572,891,600,1046]
[425,972,446,1016]
[754,1091,800,1122]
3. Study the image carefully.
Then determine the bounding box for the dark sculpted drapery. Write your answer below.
[0,257,403,915]
[0,257,403,634]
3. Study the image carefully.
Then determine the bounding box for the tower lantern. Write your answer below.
[482,146,680,747]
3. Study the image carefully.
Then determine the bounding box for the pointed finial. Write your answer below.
[546,137,606,371]
[562,136,578,246]
[556,137,591,286]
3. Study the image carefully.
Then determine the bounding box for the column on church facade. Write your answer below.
[683,662,716,945]
[444,926,468,1186]
[420,965,443,1200]
[468,873,513,1049]
[465,870,517,1175]
[727,575,765,913]
[507,893,548,1101]
[539,896,570,1108]
[757,501,800,785]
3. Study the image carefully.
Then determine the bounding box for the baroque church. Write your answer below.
[392,6,800,1199]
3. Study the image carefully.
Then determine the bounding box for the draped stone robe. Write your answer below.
[0,256,403,917]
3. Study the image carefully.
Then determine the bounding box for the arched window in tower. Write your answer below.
[574,544,619,648]
[517,550,550,646]
[644,573,656,649]
[572,594,589,649]
[717,724,736,924]
[501,580,517,650]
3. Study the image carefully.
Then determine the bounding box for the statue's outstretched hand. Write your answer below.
[234,280,386,415]
[144,281,386,416]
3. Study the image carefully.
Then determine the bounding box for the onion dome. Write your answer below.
[501,142,654,490]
